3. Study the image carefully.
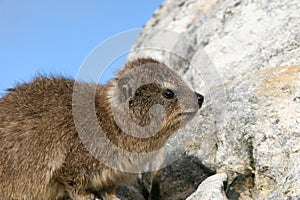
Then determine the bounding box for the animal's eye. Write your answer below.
[162,89,176,99]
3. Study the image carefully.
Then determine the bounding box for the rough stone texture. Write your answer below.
[128,0,300,199]
[148,154,216,200]
[186,174,228,200]
[116,154,216,200]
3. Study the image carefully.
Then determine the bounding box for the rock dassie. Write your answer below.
[0,58,204,200]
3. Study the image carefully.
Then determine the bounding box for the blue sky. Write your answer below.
[0,0,163,94]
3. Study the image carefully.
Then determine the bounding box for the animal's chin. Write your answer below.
[181,111,197,115]
[178,111,197,121]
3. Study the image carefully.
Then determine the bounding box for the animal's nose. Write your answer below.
[195,92,204,108]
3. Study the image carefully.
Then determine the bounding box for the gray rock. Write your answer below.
[128,0,300,199]
[186,174,228,200]
[116,154,215,200]
[148,154,216,200]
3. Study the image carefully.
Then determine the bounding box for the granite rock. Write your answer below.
[128,0,300,199]
[186,174,228,200]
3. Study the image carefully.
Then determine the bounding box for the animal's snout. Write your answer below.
[195,92,204,108]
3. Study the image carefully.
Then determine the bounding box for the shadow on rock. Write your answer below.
[117,154,215,200]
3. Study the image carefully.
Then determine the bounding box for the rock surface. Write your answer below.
[186,174,228,200]
[127,0,300,199]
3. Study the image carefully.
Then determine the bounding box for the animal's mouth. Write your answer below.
[180,111,197,115]
[179,111,197,118]
[175,111,197,125]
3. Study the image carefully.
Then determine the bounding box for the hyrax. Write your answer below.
[0,58,204,200]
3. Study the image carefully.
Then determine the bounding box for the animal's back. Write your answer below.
[0,77,76,199]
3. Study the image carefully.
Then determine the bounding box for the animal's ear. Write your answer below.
[118,77,132,101]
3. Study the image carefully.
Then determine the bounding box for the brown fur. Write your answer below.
[0,58,203,200]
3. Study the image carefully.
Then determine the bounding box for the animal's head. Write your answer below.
[110,58,204,139]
